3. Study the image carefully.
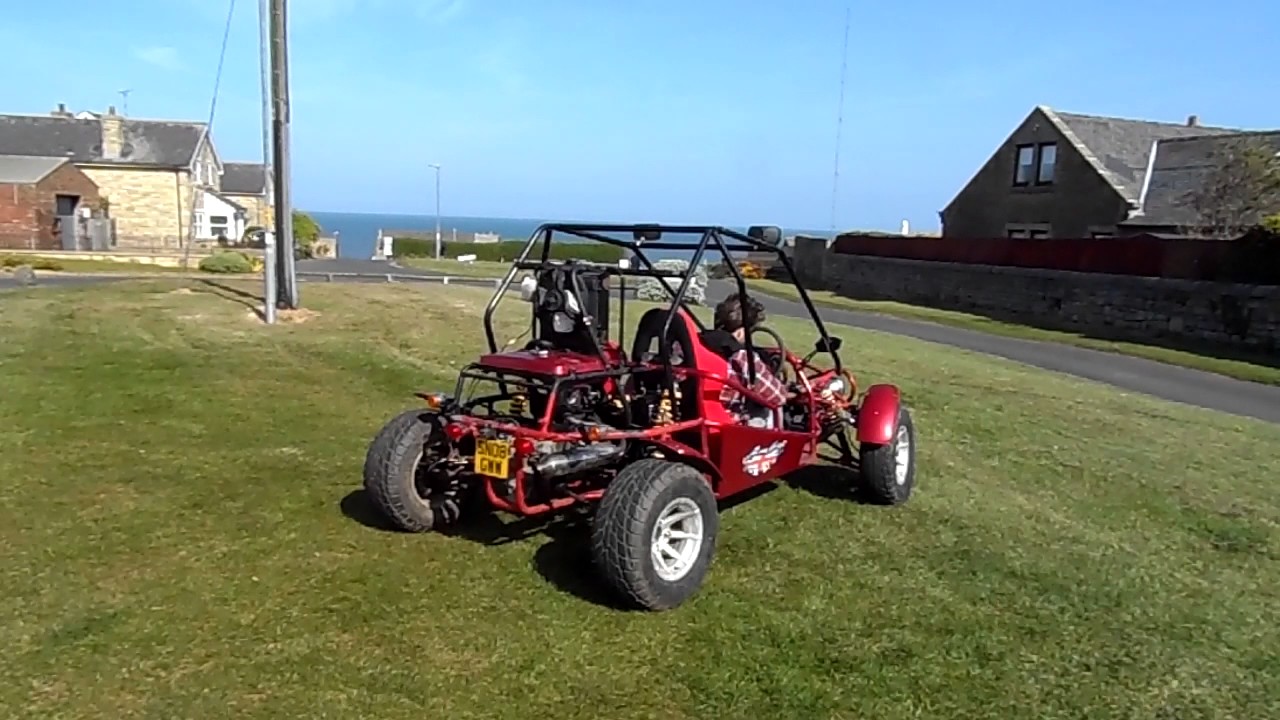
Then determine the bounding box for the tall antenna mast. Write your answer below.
[117,88,132,116]
[829,6,851,232]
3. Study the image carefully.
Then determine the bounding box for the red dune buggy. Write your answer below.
[363,223,916,611]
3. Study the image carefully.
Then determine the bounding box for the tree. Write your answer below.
[292,211,322,258]
[1182,136,1280,239]
[1263,213,1280,236]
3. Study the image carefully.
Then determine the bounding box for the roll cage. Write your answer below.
[480,223,844,391]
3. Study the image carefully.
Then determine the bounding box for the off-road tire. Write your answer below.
[363,409,471,532]
[857,406,916,505]
[590,458,719,611]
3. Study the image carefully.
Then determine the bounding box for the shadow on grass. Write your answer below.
[195,279,266,321]
[340,469,871,610]
[780,461,878,504]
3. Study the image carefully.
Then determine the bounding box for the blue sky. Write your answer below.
[4,0,1277,232]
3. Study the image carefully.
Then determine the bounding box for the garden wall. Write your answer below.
[792,237,1280,353]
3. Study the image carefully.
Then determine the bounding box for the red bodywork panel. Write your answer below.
[856,383,901,445]
[673,309,737,425]
[475,342,625,377]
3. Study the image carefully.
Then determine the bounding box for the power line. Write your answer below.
[829,5,851,232]
[181,0,239,270]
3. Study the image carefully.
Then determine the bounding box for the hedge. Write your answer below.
[390,238,624,263]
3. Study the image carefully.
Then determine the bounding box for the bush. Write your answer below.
[738,261,765,279]
[1,255,63,271]
[199,251,255,274]
[293,211,322,259]
[390,237,624,264]
[635,259,708,306]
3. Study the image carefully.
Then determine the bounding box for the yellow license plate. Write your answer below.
[474,438,511,478]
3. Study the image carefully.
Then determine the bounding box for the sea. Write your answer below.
[309,210,835,261]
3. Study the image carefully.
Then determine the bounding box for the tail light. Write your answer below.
[443,423,467,442]
[514,437,536,455]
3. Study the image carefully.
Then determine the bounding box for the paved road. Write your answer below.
[705,281,1280,425]
[6,268,1278,424]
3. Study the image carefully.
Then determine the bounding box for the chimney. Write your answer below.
[101,105,124,160]
[1187,114,1200,127]
[50,102,72,118]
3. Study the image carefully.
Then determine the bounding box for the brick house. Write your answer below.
[0,104,260,250]
[939,105,1245,239]
[0,155,102,250]
[219,162,273,230]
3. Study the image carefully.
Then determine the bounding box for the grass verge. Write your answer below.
[0,279,1277,719]
[748,278,1280,386]
[396,256,511,277]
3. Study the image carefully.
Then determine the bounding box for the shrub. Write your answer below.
[1,255,63,271]
[293,211,322,259]
[199,251,255,274]
[635,259,708,306]
[738,261,765,279]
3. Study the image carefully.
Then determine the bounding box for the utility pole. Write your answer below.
[117,89,132,116]
[268,0,299,308]
[429,163,442,259]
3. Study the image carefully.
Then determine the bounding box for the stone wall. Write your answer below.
[80,165,190,249]
[793,237,1280,353]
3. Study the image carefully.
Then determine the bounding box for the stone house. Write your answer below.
[219,162,273,230]
[1119,131,1280,235]
[0,104,265,250]
[0,155,102,250]
[939,105,1247,239]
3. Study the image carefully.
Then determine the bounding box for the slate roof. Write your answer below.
[1040,106,1241,205]
[0,154,70,184]
[0,112,208,168]
[221,162,268,195]
[1123,131,1280,228]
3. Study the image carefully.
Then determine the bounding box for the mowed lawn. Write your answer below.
[1,279,1278,719]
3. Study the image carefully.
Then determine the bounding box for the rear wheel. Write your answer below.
[857,406,916,505]
[590,458,719,611]
[363,409,475,532]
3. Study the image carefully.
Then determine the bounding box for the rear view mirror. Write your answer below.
[747,225,784,247]
[814,336,843,353]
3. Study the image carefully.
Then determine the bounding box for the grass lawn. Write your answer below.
[748,278,1280,387]
[1,279,1278,719]
[397,256,511,277]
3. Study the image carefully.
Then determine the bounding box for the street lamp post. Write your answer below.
[429,163,442,259]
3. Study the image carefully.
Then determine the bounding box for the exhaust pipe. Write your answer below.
[532,442,626,479]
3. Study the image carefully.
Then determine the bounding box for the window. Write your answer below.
[1036,143,1057,184]
[1013,142,1058,186]
[1028,229,1049,239]
[1007,228,1029,238]
[1014,145,1036,186]
[209,214,230,238]
[54,194,79,216]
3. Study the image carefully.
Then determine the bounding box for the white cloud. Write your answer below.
[132,46,185,71]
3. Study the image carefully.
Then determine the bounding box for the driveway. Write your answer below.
[705,281,1280,425]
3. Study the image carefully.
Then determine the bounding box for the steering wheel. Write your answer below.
[749,325,793,380]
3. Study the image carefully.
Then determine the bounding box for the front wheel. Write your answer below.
[590,459,719,611]
[857,406,916,505]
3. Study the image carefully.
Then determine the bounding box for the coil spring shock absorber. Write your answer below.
[510,392,528,416]
[653,389,674,425]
